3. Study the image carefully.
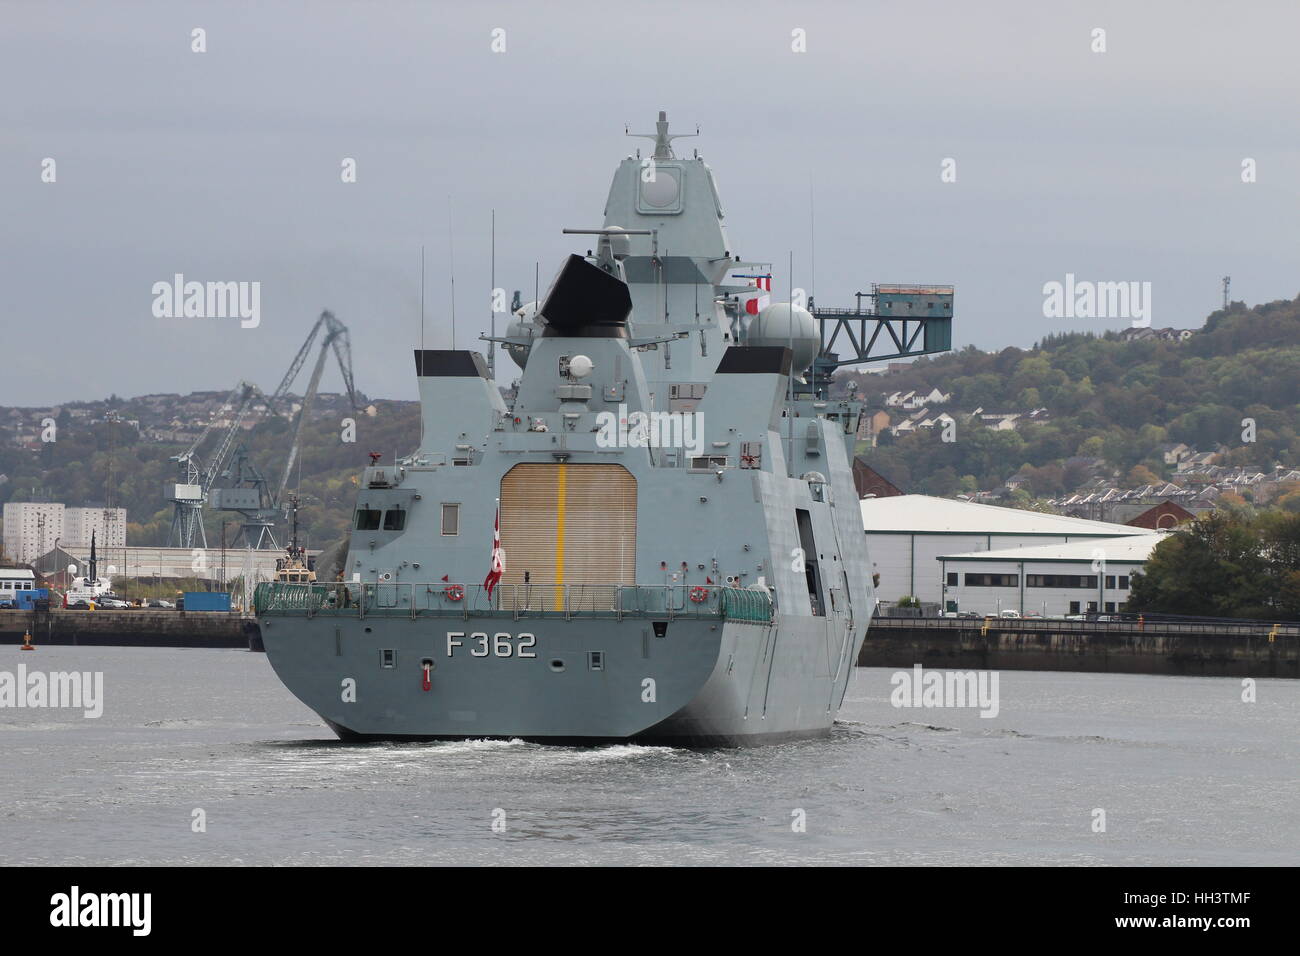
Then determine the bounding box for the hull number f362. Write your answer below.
[447,632,537,658]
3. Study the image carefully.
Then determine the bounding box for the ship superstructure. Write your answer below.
[256,114,953,744]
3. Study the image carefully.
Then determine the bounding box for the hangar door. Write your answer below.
[499,463,637,610]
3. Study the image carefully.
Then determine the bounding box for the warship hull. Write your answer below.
[262,610,866,745]
[254,113,948,748]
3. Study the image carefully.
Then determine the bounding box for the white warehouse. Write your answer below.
[860,495,1156,607]
[937,533,1168,617]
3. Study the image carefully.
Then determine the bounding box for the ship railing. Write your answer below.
[253,581,773,625]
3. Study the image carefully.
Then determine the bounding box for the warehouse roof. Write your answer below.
[860,494,1156,537]
[937,533,1170,564]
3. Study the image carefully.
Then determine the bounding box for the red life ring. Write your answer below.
[689,586,709,603]
[444,584,465,602]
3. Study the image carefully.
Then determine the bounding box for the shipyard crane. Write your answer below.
[265,310,360,508]
[165,381,262,548]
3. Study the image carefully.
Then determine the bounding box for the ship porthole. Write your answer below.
[549,659,565,672]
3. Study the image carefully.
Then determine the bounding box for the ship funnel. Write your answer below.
[539,254,632,338]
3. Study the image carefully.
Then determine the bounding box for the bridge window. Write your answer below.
[354,508,382,531]
[383,509,406,531]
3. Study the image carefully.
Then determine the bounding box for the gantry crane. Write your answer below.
[264,310,360,508]
[165,311,360,552]
[165,381,262,548]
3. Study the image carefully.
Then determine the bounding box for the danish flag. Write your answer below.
[483,503,505,598]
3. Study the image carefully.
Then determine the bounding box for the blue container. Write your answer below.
[181,592,232,612]
[15,588,50,610]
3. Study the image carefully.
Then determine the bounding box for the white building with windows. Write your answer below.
[860,495,1155,607]
[2,502,65,565]
[62,507,127,553]
[937,533,1168,617]
[2,502,127,565]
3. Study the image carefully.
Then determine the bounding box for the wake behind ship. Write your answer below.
[256,114,952,745]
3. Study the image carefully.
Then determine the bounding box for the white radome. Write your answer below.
[747,302,819,378]
[568,354,594,378]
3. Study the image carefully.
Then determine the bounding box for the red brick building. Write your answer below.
[1126,500,1195,530]
[853,459,904,499]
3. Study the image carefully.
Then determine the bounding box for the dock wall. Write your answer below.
[858,616,1299,678]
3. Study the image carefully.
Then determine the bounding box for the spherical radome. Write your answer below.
[747,302,819,376]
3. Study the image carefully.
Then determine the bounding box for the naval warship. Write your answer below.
[257,113,952,745]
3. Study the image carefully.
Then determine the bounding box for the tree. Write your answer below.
[1127,512,1297,620]
[1126,464,1161,488]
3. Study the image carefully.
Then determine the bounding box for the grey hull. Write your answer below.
[261,612,865,746]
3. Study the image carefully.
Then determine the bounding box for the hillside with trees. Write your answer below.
[856,296,1300,499]
[0,401,421,557]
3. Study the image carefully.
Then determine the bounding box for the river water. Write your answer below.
[1,646,1295,865]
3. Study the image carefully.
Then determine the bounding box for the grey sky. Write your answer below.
[3,0,1298,406]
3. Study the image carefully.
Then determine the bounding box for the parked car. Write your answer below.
[67,600,92,610]
[97,597,131,609]
[146,599,176,609]
[999,609,1021,619]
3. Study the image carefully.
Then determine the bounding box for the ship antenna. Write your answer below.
[420,244,425,355]
[787,250,795,478]
[809,177,816,307]
[448,196,457,349]
[489,208,496,377]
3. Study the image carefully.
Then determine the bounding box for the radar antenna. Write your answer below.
[625,111,698,160]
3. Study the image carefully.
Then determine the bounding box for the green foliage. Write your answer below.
[861,296,1300,492]
[0,402,421,553]
[1127,510,1300,620]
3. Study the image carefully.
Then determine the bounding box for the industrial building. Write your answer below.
[1,502,127,565]
[937,533,1168,617]
[860,495,1155,608]
[29,544,319,586]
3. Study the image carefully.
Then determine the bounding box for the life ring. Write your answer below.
[689,586,709,604]
[444,584,465,602]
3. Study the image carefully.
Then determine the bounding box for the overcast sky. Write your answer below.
[3,0,1298,406]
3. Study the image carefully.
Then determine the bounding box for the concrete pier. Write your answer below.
[0,608,259,650]
[858,616,1300,678]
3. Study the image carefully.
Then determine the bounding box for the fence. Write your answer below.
[253,581,774,625]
